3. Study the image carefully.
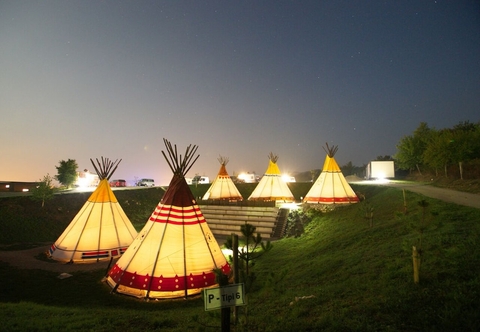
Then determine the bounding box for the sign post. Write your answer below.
[232,234,239,325]
[204,283,246,311]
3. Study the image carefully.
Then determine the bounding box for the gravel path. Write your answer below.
[376,181,480,209]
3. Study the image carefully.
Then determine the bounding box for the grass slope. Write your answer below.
[251,185,480,331]
[0,184,479,331]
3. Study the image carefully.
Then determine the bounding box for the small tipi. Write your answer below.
[202,156,243,201]
[248,153,295,202]
[303,143,359,204]
[106,139,230,299]
[49,157,138,263]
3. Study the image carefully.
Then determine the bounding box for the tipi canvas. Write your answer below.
[49,158,137,263]
[106,139,230,299]
[248,153,295,202]
[202,156,243,201]
[303,144,359,204]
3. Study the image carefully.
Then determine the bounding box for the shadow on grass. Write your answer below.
[0,261,202,312]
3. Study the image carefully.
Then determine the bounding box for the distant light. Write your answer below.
[5,185,9,189]
[278,202,301,210]
[22,188,29,192]
[238,172,257,183]
[375,172,389,183]
[76,178,89,188]
[222,248,233,257]
[75,170,99,188]
[282,174,296,182]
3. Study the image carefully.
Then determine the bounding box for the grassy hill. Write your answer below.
[0,183,479,331]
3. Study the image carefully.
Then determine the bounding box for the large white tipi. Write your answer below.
[303,144,359,204]
[202,156,243,201]
[248,153,295,202]
[106,139,230,299]
[49,158,138,263]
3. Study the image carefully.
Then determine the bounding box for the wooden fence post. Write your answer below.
[412,246,421,284]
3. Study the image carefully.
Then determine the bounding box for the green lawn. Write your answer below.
[0,184,479,331]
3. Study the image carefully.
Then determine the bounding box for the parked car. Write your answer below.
[137,178,155,187]
[110,179,126,187]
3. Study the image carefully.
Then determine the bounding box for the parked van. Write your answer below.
[192,175,210,184]
[137,178,155,187]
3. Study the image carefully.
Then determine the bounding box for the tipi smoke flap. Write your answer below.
[49,157,137,263]
[106,139,230,299]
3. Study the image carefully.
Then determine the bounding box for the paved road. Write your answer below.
[354,180,480,209]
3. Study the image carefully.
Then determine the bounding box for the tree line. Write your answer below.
[30,121,479,207]
[394,121,480,179]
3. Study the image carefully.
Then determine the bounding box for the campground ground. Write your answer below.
[0,178,478,273]
[1,178,479,331]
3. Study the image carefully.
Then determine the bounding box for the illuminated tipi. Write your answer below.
[202,156,243,201]
[248,153,295,202]
[49,157,137,263]
[106,139,230,299]
[303,143,359,204]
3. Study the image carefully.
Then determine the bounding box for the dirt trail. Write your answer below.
[0,245,116,273]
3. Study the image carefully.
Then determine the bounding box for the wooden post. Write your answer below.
[220,272,230,332]
[232,234,239,325]
[412,246,421,284]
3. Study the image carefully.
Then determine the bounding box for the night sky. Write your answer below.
[1,1,479,185]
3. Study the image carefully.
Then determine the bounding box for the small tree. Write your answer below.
[285,209,313,237]
[362,201,374,228]
[225,223,273,293]
[30,174,56,207]
[224,223,273,329]
[55,159,78,188]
